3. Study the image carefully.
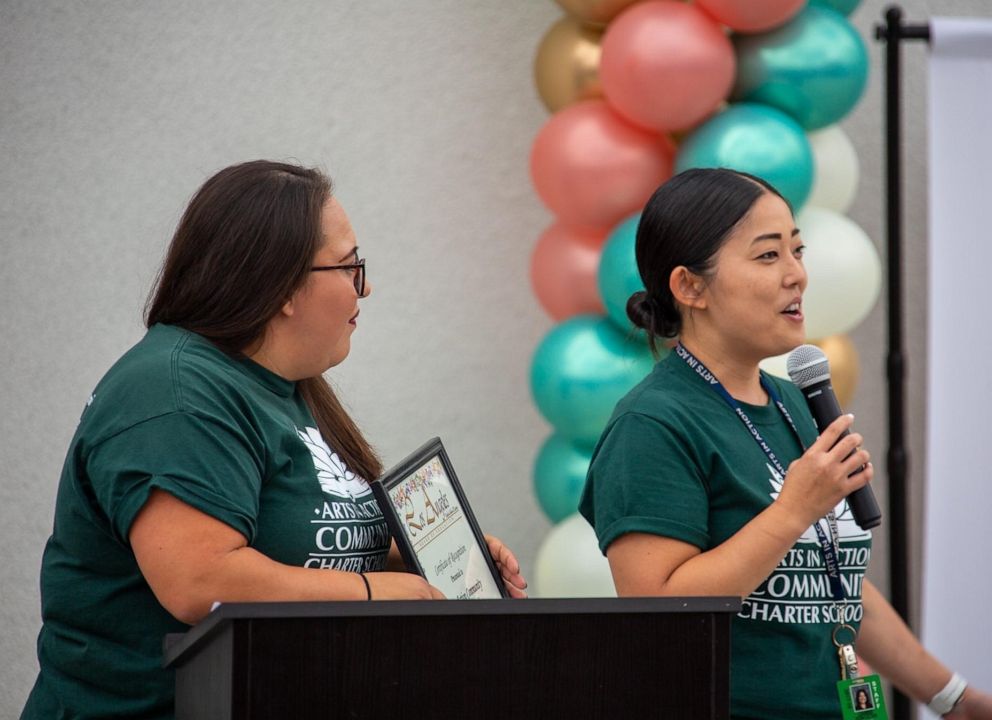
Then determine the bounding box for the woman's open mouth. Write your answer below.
[781,301,803,321]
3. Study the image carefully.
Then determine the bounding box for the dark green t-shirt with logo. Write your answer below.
[22,324,390,720]
[579,351,873,720]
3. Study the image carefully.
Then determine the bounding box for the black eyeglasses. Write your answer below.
[311,257,366,296]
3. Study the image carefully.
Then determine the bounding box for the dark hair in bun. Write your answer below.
[626,168,787,353]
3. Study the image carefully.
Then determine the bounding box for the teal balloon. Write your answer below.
[732,5,869,130]
[810,0,862,17]
[597,214,643,333]
[533,434,593,523]
[675,102,814,209]
[531,315,655,445]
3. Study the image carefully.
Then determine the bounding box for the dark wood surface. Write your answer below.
[166,597,740,720]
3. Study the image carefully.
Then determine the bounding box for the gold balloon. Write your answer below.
[534,16,604,113]
[553,0,644,27]
[812,335,860,408]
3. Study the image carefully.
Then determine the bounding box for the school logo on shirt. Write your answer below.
[765,462,871,543]
[297,426,389,573]
[738,463,873,626]
[297,426,371,500]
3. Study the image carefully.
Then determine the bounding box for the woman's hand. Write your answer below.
[777,413,873,529]
[486,534,528,598]
[947,687,992,719]
[363,571,445,600]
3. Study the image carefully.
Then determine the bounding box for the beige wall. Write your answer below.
[1,0,987,715]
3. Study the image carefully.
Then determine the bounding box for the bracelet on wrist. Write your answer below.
[927,672,967,717]
[358,572,372,601]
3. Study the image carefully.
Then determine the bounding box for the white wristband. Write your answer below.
[928,672,967,717]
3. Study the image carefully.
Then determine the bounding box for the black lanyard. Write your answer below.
[675,342,846,602]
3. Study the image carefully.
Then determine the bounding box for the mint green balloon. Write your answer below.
[597,213,643,333]
[733,5,869,130]
[675,102,813,209]
[533,434,593,524]
[810,0,862,17]
[531,316,655,445]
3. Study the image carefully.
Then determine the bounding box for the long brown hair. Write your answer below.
[146,160,382,479]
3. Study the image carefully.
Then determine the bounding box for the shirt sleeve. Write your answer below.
[581,411,711,554]
[85,411,264,545]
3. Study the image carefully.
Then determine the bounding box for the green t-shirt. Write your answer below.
[579,351,873,720]
[22,324,390,720]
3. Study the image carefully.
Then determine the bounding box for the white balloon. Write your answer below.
[798,206,882,340]
[759,351,791,380]
[806,125,860,214]
[533,513,616,598]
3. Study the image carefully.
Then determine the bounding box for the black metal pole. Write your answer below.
[874,7,929,720]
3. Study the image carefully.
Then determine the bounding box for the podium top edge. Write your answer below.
[163,596,741,667]
[212,595,739,619]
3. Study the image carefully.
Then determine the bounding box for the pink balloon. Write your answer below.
[531,223,607,321]
[600,1,735,132]
[695,0,805,33]
[530,100,675,230]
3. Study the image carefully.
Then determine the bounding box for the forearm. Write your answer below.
[611,500,810,598]
[665,501,809,596]
[857,580,952,703]
[159,546,367,624]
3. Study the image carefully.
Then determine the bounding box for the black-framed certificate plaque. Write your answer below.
[371,437,508,599]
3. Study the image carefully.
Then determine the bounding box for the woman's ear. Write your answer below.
[669,266,707,310]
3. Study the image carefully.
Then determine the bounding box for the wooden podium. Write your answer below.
[164,596,740,720]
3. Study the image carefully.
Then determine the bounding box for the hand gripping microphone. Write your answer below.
[786,344,882,530]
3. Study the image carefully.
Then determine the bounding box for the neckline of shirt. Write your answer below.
[156,324,297,398]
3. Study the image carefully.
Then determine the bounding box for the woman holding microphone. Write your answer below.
[580,168,991,718]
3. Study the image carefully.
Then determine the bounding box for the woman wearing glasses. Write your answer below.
[22,160,526,720]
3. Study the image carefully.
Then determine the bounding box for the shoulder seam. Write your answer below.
[170,330,192,412]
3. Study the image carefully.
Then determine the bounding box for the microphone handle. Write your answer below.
[803,382,882,530]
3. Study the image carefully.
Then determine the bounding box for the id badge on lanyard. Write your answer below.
[835,631,888,719]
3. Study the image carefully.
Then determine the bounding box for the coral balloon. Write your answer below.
[733,5,869,130]
[534,15,604,114]
[534,513,616,597]
[531,100,675,230]
[600,1,736,132]
[696,0,806,33]
[811,0,863,17]
[797,206,881,339]
[531,223,607,321]
[531,315,655,445]
[759,335,860,407]
[807,125,860,214]
[597,214,644,333]
[675,102,814,209]
[533,434,594,524]
[554,0,643,27]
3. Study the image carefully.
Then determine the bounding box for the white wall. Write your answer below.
[1,0,988,715]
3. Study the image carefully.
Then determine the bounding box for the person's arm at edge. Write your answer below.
[858,580,992,718]
[130,489,443,626]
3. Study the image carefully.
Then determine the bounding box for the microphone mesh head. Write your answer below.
[786,344,831,389]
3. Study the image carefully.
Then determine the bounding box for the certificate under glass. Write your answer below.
[372,438,507,600]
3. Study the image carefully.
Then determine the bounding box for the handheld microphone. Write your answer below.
[786,344,882,530]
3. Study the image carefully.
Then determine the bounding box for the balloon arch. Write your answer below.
[528,0,879,597]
